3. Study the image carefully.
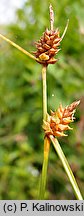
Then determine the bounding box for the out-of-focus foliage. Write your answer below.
[0,0,84,199]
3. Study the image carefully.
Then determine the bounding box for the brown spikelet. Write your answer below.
[43,100,80,137]
[34,5,61,65]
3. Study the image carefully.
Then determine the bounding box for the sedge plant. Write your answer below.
[0,4,83,200]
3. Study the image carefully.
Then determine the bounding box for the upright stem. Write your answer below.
[39,65,50,199]
[50,135,83,200]
[42,66,47,120]
[39,136,50,199]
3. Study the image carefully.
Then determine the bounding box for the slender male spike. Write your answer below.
[49,4,54,31]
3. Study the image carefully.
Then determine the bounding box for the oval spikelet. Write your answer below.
[43,101,80,137]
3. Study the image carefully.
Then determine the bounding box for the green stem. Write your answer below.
[42,66,47,120]
[50,135,83,200]
[39,65,50,199]
[39,136,50,199]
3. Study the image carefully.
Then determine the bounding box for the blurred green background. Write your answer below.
[0,0,84,199]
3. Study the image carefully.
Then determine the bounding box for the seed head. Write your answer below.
[43,101,80,137]
[33,5,61,66]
